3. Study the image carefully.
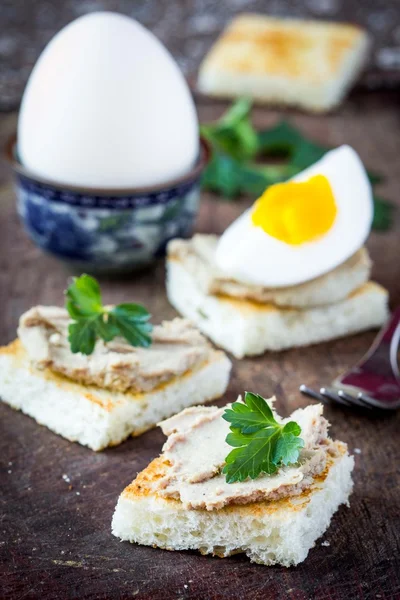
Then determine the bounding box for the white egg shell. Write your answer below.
[18,12,199,188]
[215,145,373,288]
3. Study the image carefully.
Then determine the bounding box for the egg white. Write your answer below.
[215,145,373,288]
[18,12,199,189]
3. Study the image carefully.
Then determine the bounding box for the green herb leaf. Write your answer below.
[372,196,395,232]
[274,429,303,467]
[223,392,277,433]
[94,314,119,342]
[222,392,304,484]
[257,120,303,156]
[367,171,383,186]
[65,275,153,355]
[68,318,98,355]
[201,152,292,199]
[219,97,253,127]
[200,98,258,163]
[111,305,152,348]
[113,303,153,322]
[201,152,243,198]
[290,139,329,170]
[65,274,103,317]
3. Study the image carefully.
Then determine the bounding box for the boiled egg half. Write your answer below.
[215,145,373,287]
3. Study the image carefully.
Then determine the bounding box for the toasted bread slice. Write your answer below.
[0,340,231,450]
[112,441,354,567]
[168,235,372,308]
[198,14,370,112]
[166,256,389,358]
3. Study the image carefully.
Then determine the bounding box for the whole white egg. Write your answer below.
[18,12,199,188]
[215,145,373,287]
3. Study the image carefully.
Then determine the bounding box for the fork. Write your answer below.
[300,307,400,411]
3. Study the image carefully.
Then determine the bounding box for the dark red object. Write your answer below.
[336,308,400,408]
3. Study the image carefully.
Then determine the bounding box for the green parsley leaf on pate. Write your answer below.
[65,274,152,355]
[222,392,304,484]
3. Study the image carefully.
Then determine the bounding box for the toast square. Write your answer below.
[166,251,389,358]
[0,340,231,450]
[198,14,370,112]
[112,441,354,567]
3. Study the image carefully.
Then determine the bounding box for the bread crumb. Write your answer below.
[321,540,330,547]
[354,448,362,454]
[49,333,62,344]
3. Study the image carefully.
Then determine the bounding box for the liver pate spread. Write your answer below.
[18,306,215,393]
[156,401,338,510]
[168,234,370,308]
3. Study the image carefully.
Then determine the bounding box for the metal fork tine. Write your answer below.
[299,384,329,404]
[300,384,398,411]
[337,390,373,410]
[320,387,352,407]
[357,392,383,409]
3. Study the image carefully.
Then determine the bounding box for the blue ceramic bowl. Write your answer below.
[6,136,210,273]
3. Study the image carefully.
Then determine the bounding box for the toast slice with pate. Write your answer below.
[0,308,231,450]
[112,400,354,567]
[166,237,389,358]
[198,14,370,112]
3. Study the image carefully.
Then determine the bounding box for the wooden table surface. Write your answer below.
[1,92,400,600]
[2,0,400,111]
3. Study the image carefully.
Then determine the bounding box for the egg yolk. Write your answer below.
[251,175,337,245]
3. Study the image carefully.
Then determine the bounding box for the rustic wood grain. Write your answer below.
[1,0,400,111]
[1,92,400,600]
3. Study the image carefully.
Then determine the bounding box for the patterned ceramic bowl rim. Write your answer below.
[5,134,211,197]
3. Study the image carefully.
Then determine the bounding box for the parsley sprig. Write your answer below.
[201,98,393,231]
[65,274,152,355]
[222,392,304,484]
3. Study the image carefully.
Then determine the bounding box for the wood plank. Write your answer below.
[1,92,400,599]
